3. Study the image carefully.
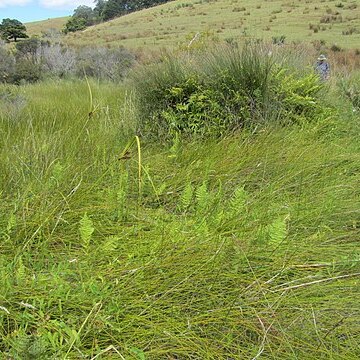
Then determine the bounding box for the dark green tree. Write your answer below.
[63,17,87,34]
[65,0,174,25]
[73,5,96,26]
[0,18,28,42]
[102,0,127,21]
[94,0,107,19]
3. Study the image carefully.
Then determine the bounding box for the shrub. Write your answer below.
[3,40,136,83]
[272,69,327,124]
[0,46,15,82]
[330,44,342,52]
[131,45,330,140]
[15,37,48,60]
[63,17,87,34]
[272,35,286,45]
[10,59,42,84]
[76,46,136,81]
[342,27,359,36]
[38,44,76,78]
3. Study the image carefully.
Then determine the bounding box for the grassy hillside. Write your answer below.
[26,17,69,37]
[63,0,360,50]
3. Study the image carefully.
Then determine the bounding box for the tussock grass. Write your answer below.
[0,77,360,358]
[131,44,330,139]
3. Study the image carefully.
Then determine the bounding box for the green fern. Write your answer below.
[169,132,181,158]
[179,182,194,212]
[16,256,26,283]
[79,213,94,251]
[102,236,119,253]
[215,186,248,228]
[195,181,209,215]
[6,213,17,233]
[230,186,247,213]
[3,213,16,241]
[130,347,146,360]
[268,215,289,246]
[156,182,166,197]
[49,162,64,187]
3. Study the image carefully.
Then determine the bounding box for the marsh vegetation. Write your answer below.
[1,0,360,357]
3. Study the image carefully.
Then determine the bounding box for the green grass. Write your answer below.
[61,0,360,50]
[0,72,360,358]
[24,0,360,52]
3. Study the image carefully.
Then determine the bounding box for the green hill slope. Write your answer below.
[26,17,69,36]
[63,0,360,49]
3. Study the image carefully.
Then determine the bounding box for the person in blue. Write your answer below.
[315,54,330,81]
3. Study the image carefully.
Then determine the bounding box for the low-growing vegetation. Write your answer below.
[1,0,360,357]
[0,40,360,357]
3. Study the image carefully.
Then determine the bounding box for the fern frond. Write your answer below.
[102,236,119,253]
[179,182,193,212]
[79,213,94,251]
[195,181,209,214]
[6,213,17,234]
[268,215,289,246]
[16,256,26,283]
[169,132,181,157]
[230,186,248,214]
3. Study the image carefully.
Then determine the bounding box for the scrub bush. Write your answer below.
[132,44,330,139]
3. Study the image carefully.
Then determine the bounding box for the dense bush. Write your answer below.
[0,45,15,82]
[10,59,42,84]
[131,45,330,139]
[0,38,136,84]
[38,44,76,78]
[76,46,135,81]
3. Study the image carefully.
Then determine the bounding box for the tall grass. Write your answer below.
[0,73,359,359]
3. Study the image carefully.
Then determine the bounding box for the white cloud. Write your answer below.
[38,0,94,8]
[0,0,32,7]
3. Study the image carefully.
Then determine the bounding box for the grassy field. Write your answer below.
[25,0,360,50]
[0,59,360,358]
[3,3,360,358]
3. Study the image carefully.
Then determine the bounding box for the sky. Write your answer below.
[0,0,94,23]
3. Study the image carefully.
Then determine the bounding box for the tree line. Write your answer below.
[64,0,172,33]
